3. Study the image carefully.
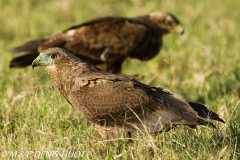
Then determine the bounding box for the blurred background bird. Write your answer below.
[10,12,184,73]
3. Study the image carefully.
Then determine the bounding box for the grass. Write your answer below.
[0,0,240,159]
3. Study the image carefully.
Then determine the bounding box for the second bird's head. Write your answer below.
[149,12,184,35]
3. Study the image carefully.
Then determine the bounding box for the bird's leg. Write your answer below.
[96,125,132,140]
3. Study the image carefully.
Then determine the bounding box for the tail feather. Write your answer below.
[10,52,39,68]
[9,39,43,54]
[189,102,225,124]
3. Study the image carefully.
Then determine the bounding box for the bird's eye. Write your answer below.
[51,54,57,59]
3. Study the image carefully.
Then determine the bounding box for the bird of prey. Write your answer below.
[32,48,224,136]
[10,12,184,73]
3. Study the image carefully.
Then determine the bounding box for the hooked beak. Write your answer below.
[32,56,40,69]
[32,55,50,69]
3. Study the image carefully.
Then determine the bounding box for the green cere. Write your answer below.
[32,54,55,69]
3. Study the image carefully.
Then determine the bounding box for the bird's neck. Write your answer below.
[45,62,102,98]
[44,63,80,97]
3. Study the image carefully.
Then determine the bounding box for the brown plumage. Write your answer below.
[11,12,184,73]
[32,48,224,136]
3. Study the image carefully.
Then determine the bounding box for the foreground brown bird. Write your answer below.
[32,48,224,136]
[11,12,184,73]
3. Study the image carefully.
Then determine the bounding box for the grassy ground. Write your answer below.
[0,0,239,159]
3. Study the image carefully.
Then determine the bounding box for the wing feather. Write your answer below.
[66,75,199,133]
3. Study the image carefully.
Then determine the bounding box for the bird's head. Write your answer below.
[32,48,60,69]
[32,47,81,70]
[149,12,184,35]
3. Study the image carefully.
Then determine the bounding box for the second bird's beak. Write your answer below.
[173,25,184,35]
